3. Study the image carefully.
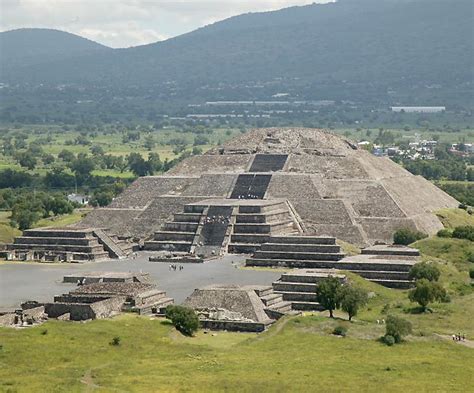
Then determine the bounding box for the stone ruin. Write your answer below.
[7,127,456,263]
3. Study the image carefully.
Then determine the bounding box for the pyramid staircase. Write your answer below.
[227,201,298,254]
[252,286,294,320]
[144,205,204,253]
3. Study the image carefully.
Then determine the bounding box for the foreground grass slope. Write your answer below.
[1,314,472,392]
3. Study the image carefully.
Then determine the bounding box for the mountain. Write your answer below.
[0,28,110,71]
[0,0,472,114]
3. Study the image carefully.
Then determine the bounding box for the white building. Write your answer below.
[391,106,446,113]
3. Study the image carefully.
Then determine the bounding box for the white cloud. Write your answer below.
[0,0,334,47]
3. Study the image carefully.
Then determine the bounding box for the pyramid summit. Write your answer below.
[9,128,457,262]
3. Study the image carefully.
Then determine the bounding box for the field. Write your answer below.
[1,310,473,392]
[0,125,243,179]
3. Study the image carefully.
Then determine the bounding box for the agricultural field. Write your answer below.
[0,125,244,179]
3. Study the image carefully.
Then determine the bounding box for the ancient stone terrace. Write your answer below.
[63,271,151,284]
[183,285,293,332]
[45,282,174,320]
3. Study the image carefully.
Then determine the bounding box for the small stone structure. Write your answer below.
[63,271,150,284]
[183,285,294,332]
[7,228,134,263]
[0,301,47,327]
[44,282,174,321]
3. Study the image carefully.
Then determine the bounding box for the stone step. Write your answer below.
[260,293,284,307]
[253,251,345,261]
[13,236,100,246]
[163,222,199,232]
[260,243,341,253]
[253,286,274,297]
[268,236,336,245]
[154,231,196,241]
[235,210,290,224]
[272,281,318,293]
[7,243,106,254]
[290,301,325,311]
[173,213,202,223]
[350,270,411,280]
[22,229,94,238]
[184,205,206,214]
[144,241,192,252]
[370,279,414,289]
[94,229,126,259]
[246,259,413,271]
[227,243,260,254]
[279,271,345,284]
[238,202,286,214]
[233,221,293,234]
[362,248,420,257]
[268,301,292,313]
[230,234,270,244]
[274,291,319,302]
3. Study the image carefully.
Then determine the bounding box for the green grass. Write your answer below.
[0,314,472,392]
[0,211,21,244]
[35,210,90,229]
[435,208,474,229]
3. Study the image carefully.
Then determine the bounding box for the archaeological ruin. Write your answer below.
[7,128,455,289]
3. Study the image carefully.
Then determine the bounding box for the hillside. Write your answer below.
[0,0,472,107]
[0,28,110,70]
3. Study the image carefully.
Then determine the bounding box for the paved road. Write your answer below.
[0,253,282,309]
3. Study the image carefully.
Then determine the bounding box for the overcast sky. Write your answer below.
[1,0,334,48]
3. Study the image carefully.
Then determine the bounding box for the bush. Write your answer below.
[165,305,199,336]
[110,336,121,346]
[408,262,441,282]
[452,226,474,241]
[316,276,343,318]
[333,326,347,337]
[437,229,452,238]
[382,334,395,346]
[386,315,412,343]
[393,228,427,245]
[469,268,474,279]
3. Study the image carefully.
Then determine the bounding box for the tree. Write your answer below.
[70,155,95,184]
[127,153,149,176]
[143,135,156,150]
[90,191,113,207]
[58,149,75,163]
[147,152,162,174]
[408,262,440,282]
[393,228,427,245]
[339,285,368,321]
[16,151,37,170]
[408,279,447,312]
[385,315,412,343]
[165,305,199,336]
[316,276,342,318]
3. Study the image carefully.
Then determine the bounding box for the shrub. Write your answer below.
[452,226,474,241]
[393,228,427,245]
[165,305,199,336]
[469,268,474,280]
[333,326,347,337]
[408,262,441,282]
[386,315,412,343]
[110,336,121,346]
[437,229,452,238]
[382,334,395,346]
[339,285,368,321]
[408,279,447,311]
[41,329,48,335]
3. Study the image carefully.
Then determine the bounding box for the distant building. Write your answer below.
[68,194,89,205]
[391,106,446,113]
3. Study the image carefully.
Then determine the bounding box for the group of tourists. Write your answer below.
[452,333,466,341]
[205,215,229,225]
[169,264,184,271]
[237,194,260,199]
